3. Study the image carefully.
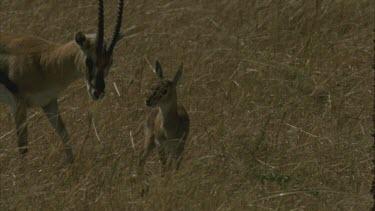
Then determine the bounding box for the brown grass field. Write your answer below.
[0,0,373,210]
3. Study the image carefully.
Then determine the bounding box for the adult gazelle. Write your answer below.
[0,0,125,163]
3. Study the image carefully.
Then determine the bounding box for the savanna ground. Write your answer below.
[0,0,373,210]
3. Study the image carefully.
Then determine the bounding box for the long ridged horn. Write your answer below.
[107,0,124,55]
[96,0,104,55]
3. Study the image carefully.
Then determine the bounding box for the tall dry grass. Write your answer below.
[0,0,373,210]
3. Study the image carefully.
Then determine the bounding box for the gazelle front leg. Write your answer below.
[14,101,28,155]
[138,131,156,172]
[42,99,73,163]
[157,147,169,173]
[0,83,17,111]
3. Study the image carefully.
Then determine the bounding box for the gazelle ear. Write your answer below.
[154,60,163,79]
[173,63,183,84]
[75,32,86,47]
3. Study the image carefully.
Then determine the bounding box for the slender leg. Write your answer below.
[42,99,73,163]
[157,147,168,173]
[174,143,185,171]
[138,130,156,197]
[0,83,17,110]
[164,140,185,172]
[0,84,24,153]
[138,130,155,169]
[175,154,184,171]
[14,101,28,155]
[167,154,182,172]
[165,154,181,172]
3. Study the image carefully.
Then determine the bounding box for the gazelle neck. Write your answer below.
[41,41,85,86]
[158,96,179,125]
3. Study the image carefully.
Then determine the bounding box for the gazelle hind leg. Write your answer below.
[166,155,181,172]
[157,147,169,173]
[0,84,25,153]
[174,144,186,171]
[42,99,73,163]
[165,142,185,172]
[172,155,183,171]
[14,102,28,155]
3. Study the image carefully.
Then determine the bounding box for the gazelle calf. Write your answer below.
[0,0,125,163]
[139,61,190,172]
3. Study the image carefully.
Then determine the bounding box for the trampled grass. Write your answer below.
[0,0,373,210]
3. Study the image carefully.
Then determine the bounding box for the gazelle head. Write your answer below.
[74,0,124,100]
[145,61,183,108]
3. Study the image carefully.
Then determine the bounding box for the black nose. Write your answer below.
[93,73,105,94]
[96,80,105,93]
[92,89,104,100]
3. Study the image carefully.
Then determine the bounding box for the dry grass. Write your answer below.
[0,0,373,210]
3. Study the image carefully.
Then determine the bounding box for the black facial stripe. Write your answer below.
[84,57,106,93]
[94,71,105,92]
[85,58,94,70]
[85,58,94,79]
